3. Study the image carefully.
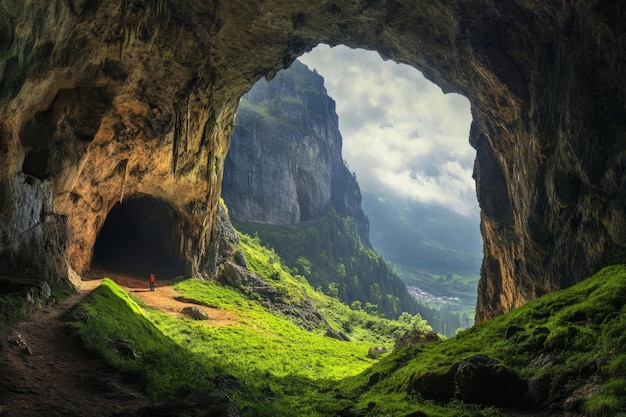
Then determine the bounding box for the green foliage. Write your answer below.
[362,193,481,333]
[235,230,428,345]
[234,210,471,335]
[234,210,419,319]
[237,100,300,131]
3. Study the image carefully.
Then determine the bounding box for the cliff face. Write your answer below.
[222,61,369,244]
[1,0,626,321]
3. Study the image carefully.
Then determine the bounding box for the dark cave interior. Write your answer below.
[92,195,186,277]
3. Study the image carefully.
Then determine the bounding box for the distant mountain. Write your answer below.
[222,60,369,245]
[362,192,481,320]
[362,193,482,276]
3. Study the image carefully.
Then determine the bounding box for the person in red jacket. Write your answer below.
[149,273,155,292]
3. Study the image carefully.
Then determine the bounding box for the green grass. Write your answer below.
[169,279,377,380]
[69,276,389,415]
[335,265,626,416]
[68,235,626,417]
[51,286,76,302]
[234,231,429,344]
[67,278,215,399]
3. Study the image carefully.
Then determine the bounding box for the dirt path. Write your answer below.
[0,279,148,417]
[0,270,236,416]
[96,270,237,326]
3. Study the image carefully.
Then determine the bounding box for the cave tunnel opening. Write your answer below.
[92,194,187,279]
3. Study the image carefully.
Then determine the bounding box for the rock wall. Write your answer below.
[222,60,369,244]
[1,0,625,321]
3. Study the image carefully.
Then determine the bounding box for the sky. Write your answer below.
[298,44,479,218]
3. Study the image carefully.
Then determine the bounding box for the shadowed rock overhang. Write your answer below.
[0,0,625,321]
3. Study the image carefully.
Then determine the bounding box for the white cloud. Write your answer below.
[298,44,478,217]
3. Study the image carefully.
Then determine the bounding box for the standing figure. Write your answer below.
[149,273,155,292]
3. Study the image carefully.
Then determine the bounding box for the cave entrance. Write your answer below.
[92,194,186,278]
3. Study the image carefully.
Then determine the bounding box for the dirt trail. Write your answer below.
[96,270,237,326]
[0,270,236,417]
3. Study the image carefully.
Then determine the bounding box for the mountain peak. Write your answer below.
[222,62,369,245]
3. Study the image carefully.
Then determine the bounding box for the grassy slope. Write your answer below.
[69,232,626,417]
[343,265,626,416]
[69,232,429,416]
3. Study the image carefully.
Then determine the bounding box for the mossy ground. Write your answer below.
[69,233,626,416]
[340,265,626,416]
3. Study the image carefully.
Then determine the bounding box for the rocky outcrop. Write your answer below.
[405,354,527,407]
[394,329,441,350]
[455,354,527,406]
[367,346,391,359]
[202,203,240,279]
[1,0,625,321]
[222,61,369,244]
[181,306,209,321]
[218,260,346,334]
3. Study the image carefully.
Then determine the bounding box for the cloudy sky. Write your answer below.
[298,44,479,218]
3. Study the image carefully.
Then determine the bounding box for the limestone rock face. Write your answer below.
[1,0,625,321]
[222,61,369,243]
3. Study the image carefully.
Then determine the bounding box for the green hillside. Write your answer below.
[234,210,418,319]
[68,229,626,416]
[234,210,468,335]
[339,264,626,416]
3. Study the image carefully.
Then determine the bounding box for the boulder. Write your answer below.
[367,346,391,359]
[181,306,209,321]
[454,354,527,406]
[325,328,350,342]
[505,325,525,339]
[108,338,138,360]
[219,261,277,299]
[405,365,457,404]
[232,250,248,268]
[394,329,441,350]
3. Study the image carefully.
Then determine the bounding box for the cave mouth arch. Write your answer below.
[92,194,187,278]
